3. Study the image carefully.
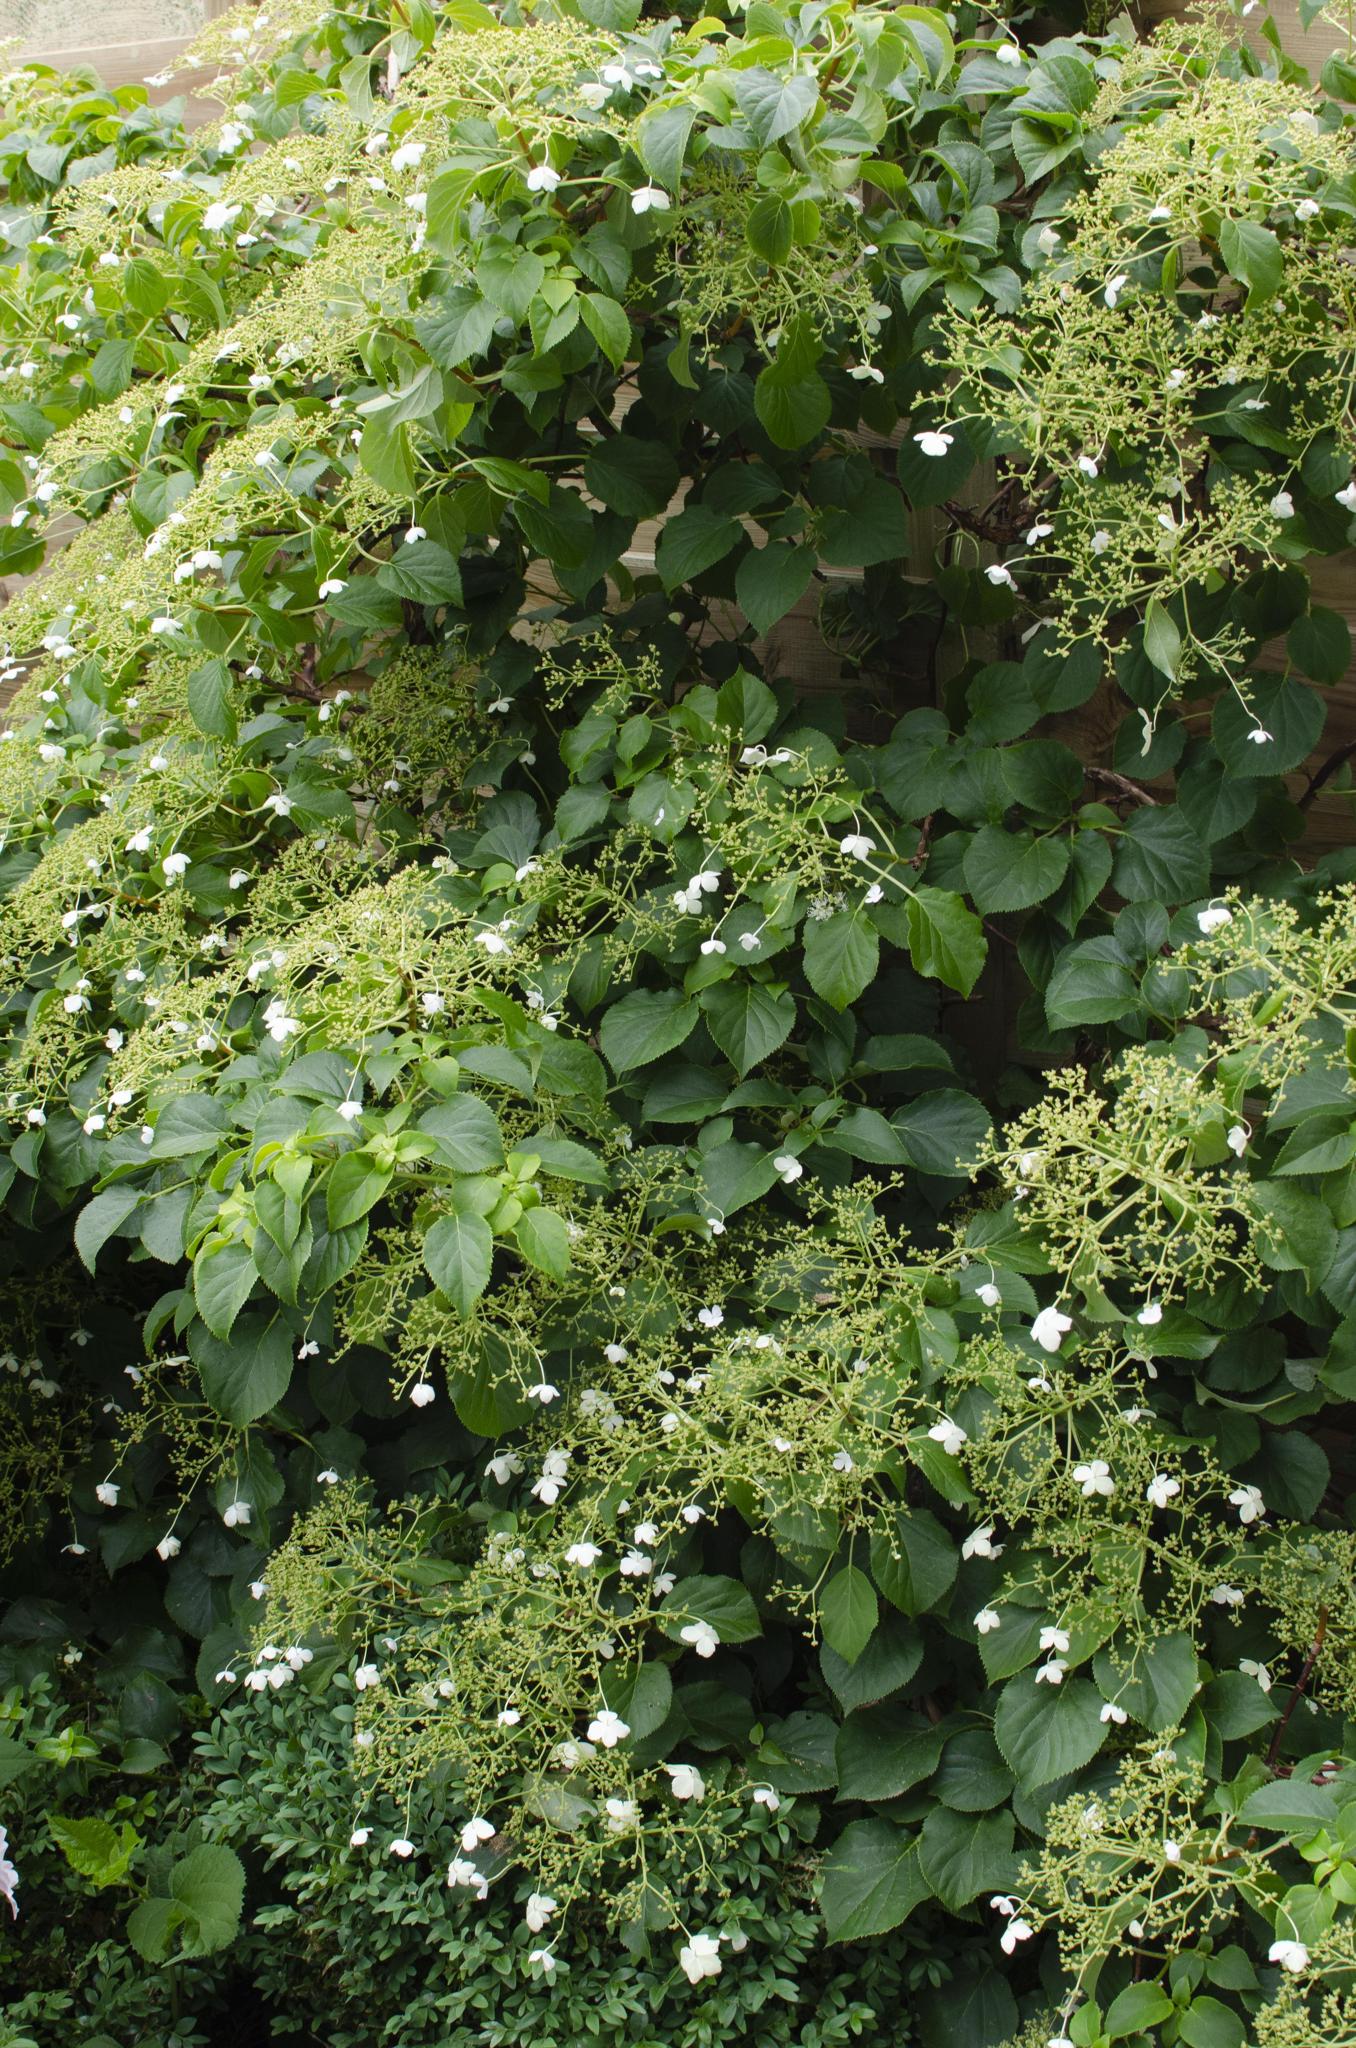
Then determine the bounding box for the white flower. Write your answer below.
[1229,1484,1266,1524]
[95,1481,120,1507]
[410,1381,435,1407]
[1039,1625,1071,1654]
[1000,1918,1034,1954]
[587,1708,630,1748]
[697,1305,723,1330]
[1295,198,1320,222]
[1103,273,1129,308]
[604,1342,628,1365]
[222,1500,251,1527]
[1197,905,1233,935]
[619,1548,653,1577]
[1241,1657,1272,1693]
[349,1828,371,1847]
[1163,1839,1182,1864]
[1336,482,1356,514]
[1072,1459,1115,1498]
[1270,490,1295,521]
[848,364,885,383]
[913,429,954,458]
[1031,1306,1073,1353]
[996,40,1022,63]
[1146,1472,1181,1510]
[526,164,561,192]
[1210,1584,1245,1607]
[1090,529,1112,554]
[680,1620,720,1659]
[203,201,242,233]
[991,1894,1021,1917]
[1269,1939,1309,1972]
[155,1534,181,1560]
[839,833,876,859]
[475,930,511,955]
[460,1816,495,1852]
[353,1663,381,1691]
[318,577,346,599]
[1036,224,1062,255]
[1247,727,1274,746]
[962,1524,1000,1559]
[447,1856,487,1894]
[391,140,427,172]
[975,1282,1002,1309]
[1100,1700,1129,1724]
[832,1449,855,1473]
[1226,1123,1249,1157]
[773,1153,803,1184]
[262,999,301,1045]
[665,1762,706,1801]
[1077,454,1099,479]
[1035,1658,1067,1685]
[389,1837,415,1858]
[985,563,1016,589]
[975,1607,1001,1634]
[679,1932,723,1985]
[525,1891,558,1931]
[603,1795,637,1832]
[630,185,671,215]
[751,1784,781,1810]
[1136,1301,1163,1326]
[527,1381,561,1405]
[927,1415,968,1457]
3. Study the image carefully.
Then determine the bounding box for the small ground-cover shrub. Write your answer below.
[0,2,1355,2044]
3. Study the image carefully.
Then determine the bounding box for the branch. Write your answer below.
[1267,1607,1328,1768]
[1300,742,1356,809]
[1086,766,1159,808]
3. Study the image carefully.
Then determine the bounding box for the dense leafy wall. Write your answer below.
[1,4,1356,2045]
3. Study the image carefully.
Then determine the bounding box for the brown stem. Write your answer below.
[1086,765,1159,808]
[1267,1608,1328,1767]
[1300,743,1356,809]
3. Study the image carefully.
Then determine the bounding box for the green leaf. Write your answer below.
[1143,597,1182,682]
[168,1843,246,1957]
[375,538,463,606]
[326,1148,393,1229]
[701,981,796,1077]
[189,1314,294,1426]
[75,1187,142,1271]
[655,505,742,590]
[1093,1632,1198,1732]
[1213,674,1325,777]
[820,1820,929,1943]
[732,67,820,145]
[892,1090,991,1177]
[746,195,793,265]
[1105,1984,1174,2038]
[1045,936,1140,1029]
[754,364,831,450]
[802,912,878,1010]
[1219,216,1283,306]
[186,658,236,740]
[578,293,631,367]
[821,1614,924,1712]
[1112,807,1209,904]
[735,542,814,634]
[869,1508,958,1616]
[662,1574,762,1645]
[512,1206,572,1280]
[193,1241,258,1340]
[424,1211,495,1317]
[50,1814,140,1888]
[582,437,679,519]
[417,1094,505,1172]
[820,1564,878,1664]
[917,1806,1017,1911]
[963,826,1070,913]
[1236,1779,1338,1833]
[905,888,987,997]
[993,1671,1108,1789]
[835,1704,941,1801]
[599,990,698,1072]
[636,101,696,188]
